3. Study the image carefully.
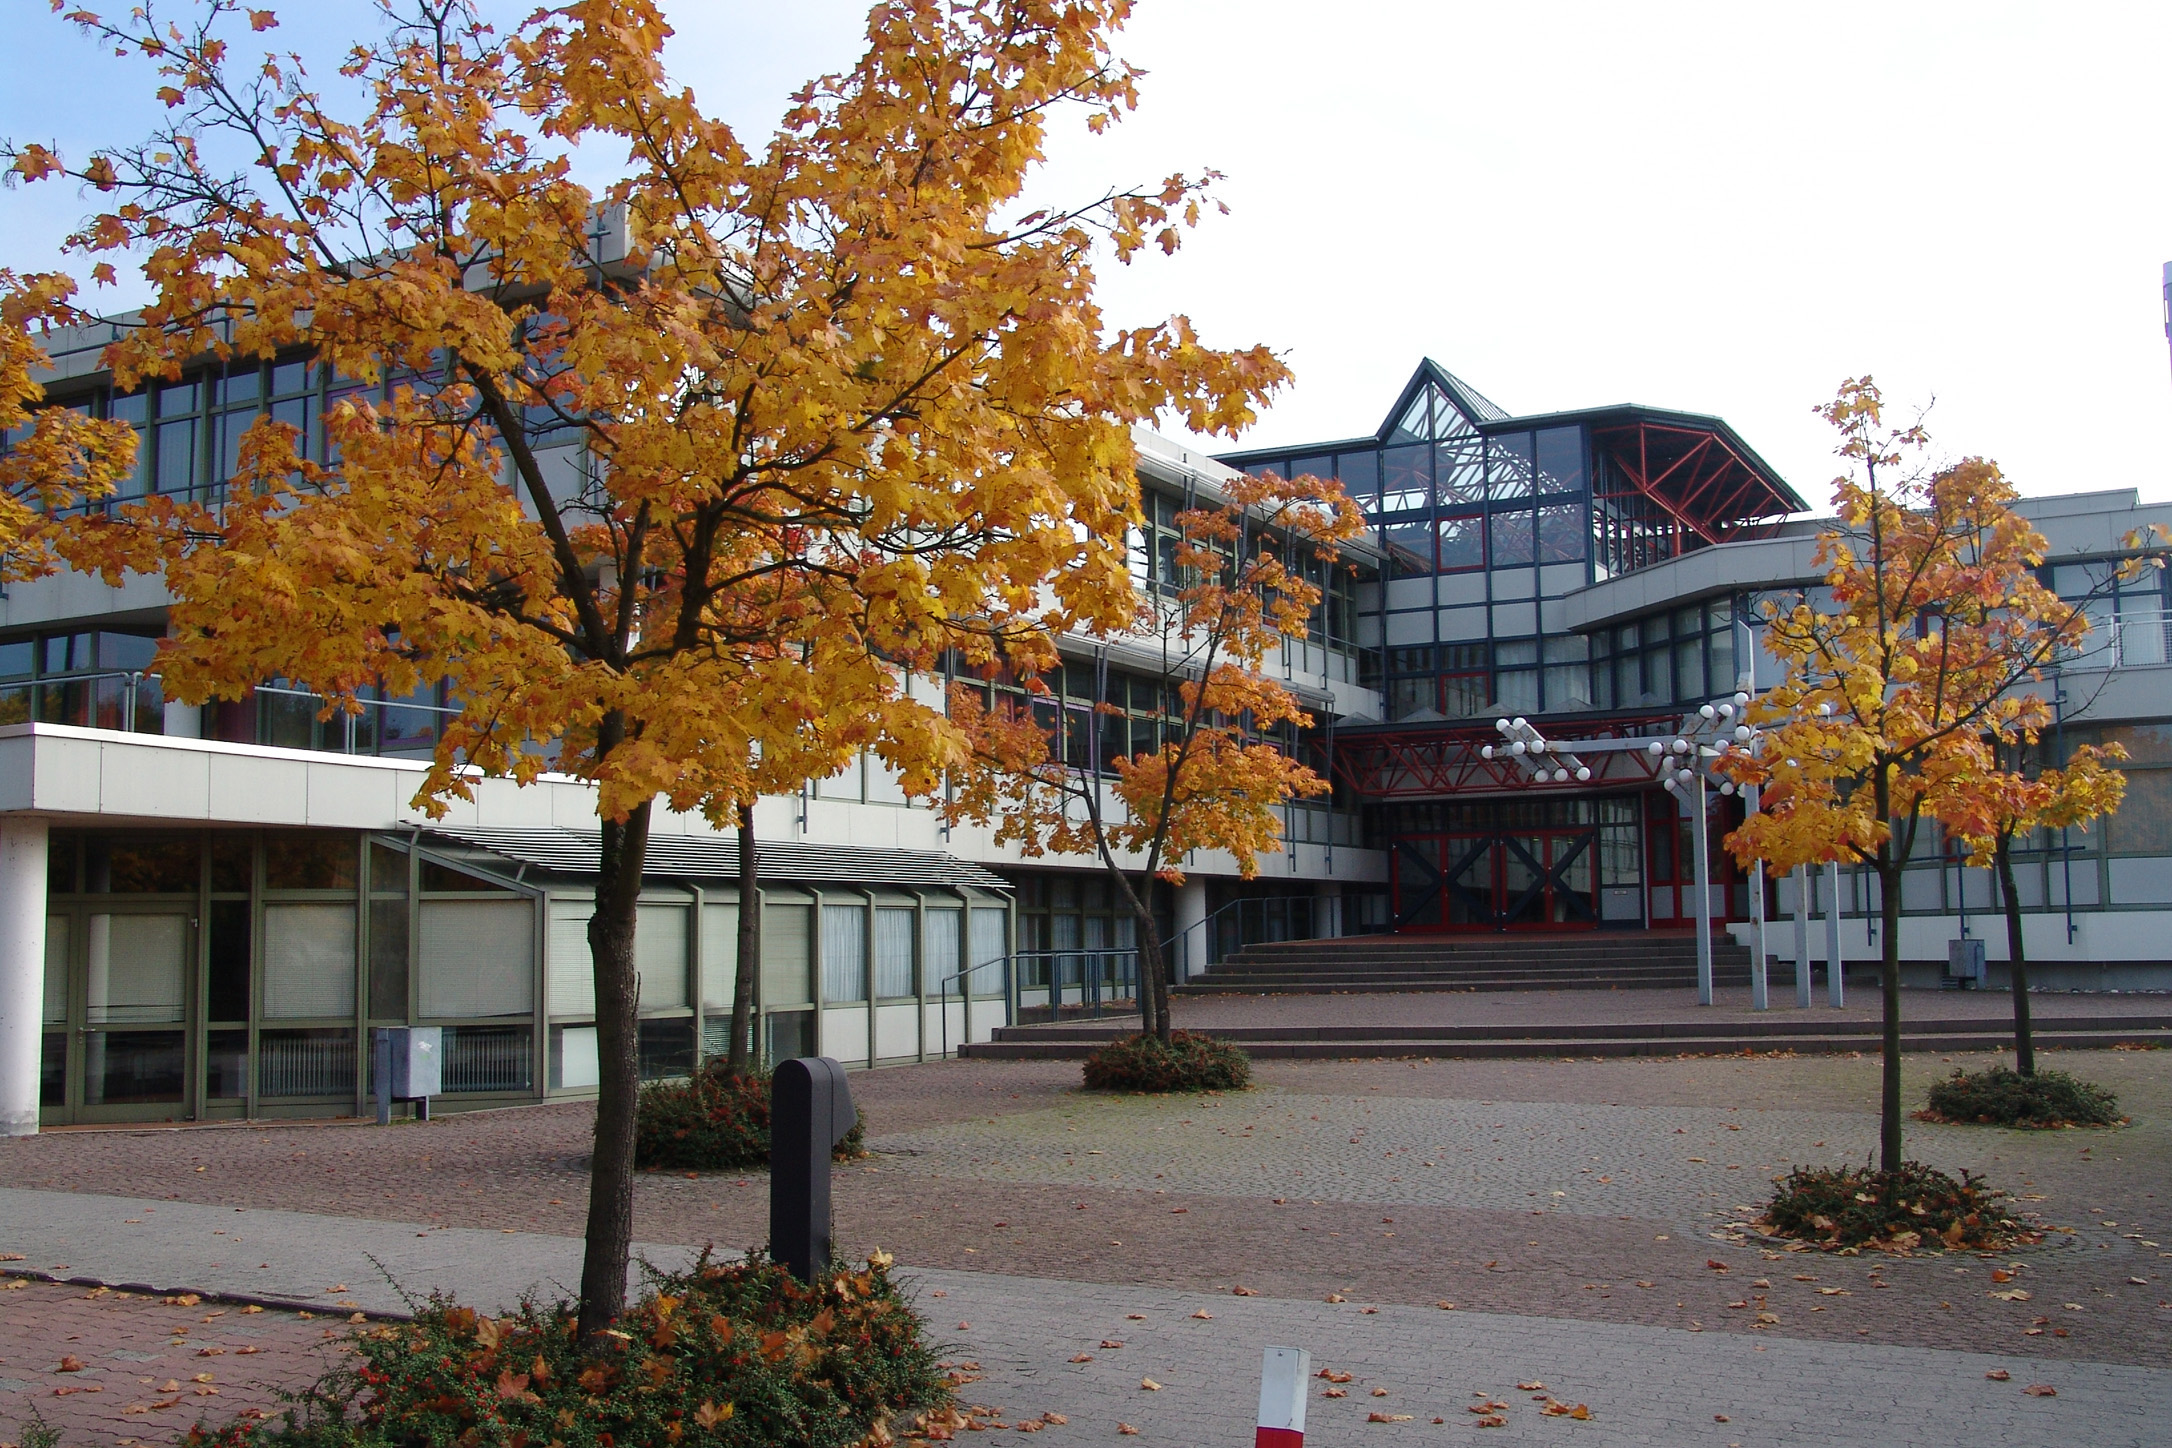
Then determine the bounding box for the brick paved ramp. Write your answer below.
[2,1193,2166,1448]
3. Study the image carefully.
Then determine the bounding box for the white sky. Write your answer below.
[5,0,2170,510]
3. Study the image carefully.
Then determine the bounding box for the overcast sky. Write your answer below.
[5,1,2169,510]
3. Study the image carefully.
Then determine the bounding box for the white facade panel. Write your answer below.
[821,1005,869,1065]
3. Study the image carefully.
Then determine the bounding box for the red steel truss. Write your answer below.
[1590,418,1797,547]
[1329,712,1688,800]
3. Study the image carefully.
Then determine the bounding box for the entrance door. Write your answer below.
[46,907,195,1124]
[1393,830,1597,930]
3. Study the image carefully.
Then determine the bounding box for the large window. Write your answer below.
[1589,598,1740,709]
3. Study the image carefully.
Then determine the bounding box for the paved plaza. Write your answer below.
[2,1011,2168,1445]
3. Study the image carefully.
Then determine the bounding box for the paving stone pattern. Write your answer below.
[921,1266,2171,1448]
[874,1091,1888,1225]
[0,1279,340,1448]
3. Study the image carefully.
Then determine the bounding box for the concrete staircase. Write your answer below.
[960,1012,2172,1062]
[1173,930,1756,996]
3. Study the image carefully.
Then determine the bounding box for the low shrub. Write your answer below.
[636,1065,866,1173]
[1919,1065,2123,1128]
[1761,1160,2039,1252]
[182,1251,946,1448]
[1082,1031,1251,1093]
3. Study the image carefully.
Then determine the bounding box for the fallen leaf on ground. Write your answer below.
[1190,1310,1213,1320]
[1068,1354,1093,1363]
[1127,1314,1145,1321]
[1516,1382,1544,1392]
[1322,1388,1347,1398]
[1232,1286,1257,1296]
[1139,1378,1160,1391]
[1986,1370,2011,1381]
[56,1356,84,1373]
[1325,1293,1346,1303]
[1100,1340,1124,1349]
[2024,1384,2057,1397]
[1367,1412,1414,1422]
[1117,1425,1138,1436]
[1318,1370,1353,1383]
[1371,1387,1388,1397]
[1476,1415,1507,1428]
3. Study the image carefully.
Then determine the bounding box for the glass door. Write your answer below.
[55,906,196,1123]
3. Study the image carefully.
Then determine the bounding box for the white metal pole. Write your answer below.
[1824,860,1846,1008]
[1746,782,1767,1011]
[1792,864,1812,1008]
[1692,774,1713,1006]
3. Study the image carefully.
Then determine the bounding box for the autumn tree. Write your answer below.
[0,274,136,588]
[2,0,1290,1334]
[944,469,1359,1041]
[1720,378,2161,1171]
[1939,729,2126,1076]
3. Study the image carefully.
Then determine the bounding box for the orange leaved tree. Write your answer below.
[1718,378,2153,1171]
[0,275,136,588]
[2,0,1289,1333]
[1938,729,2127,1077]
[944,469,1360,1041]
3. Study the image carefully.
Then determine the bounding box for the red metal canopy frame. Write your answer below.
[1329,712,1689,800]
[1590,418,1797,549]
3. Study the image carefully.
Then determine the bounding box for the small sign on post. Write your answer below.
[770,1056,856,1283]
[1256,1344,1310,1448]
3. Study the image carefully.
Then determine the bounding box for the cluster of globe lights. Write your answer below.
[1650,691,1758,795]
[1481,718,1592,783]
[1480,691,1760,791]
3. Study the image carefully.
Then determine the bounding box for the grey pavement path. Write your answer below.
[0,1185,696,1317]
[3,1188,2167,1447]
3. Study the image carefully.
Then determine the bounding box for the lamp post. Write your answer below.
[1485,692,1759,1007]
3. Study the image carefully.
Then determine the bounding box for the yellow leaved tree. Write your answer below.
[1720,378,2160,1171]
[944,469,1360,1041]
[2,0,1290,1333]
[1938,730,2128,1077]
[0,274,137,591]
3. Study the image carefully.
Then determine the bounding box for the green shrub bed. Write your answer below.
[1081,1031,1251,1093]
[1760,1160,2040,1253]
[182,1252,947,1448]
[1918,1065,2123,1128]
[635,1065,866,1172]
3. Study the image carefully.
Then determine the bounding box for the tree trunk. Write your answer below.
[1877,858,1904,1172]
[579,796,653,1341]
[727,801,762,1075]
[1993,830,2034,1076]
[1135,898,1172,1045]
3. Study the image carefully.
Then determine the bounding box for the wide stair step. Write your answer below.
[959,1014,2172,1061]
[1174,930,1757,996]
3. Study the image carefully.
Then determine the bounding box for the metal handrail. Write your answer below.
[1006,946,1142,1023]
[935,953,1012,1060]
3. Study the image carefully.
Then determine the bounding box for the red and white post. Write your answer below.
[1256,1345,1311,1448]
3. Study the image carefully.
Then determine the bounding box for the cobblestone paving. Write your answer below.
[873,1089,1898,1224]
[2,1045,2168,1444]
[0,1279,340,1448]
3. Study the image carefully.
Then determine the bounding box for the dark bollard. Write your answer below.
[770,1057,856,1282]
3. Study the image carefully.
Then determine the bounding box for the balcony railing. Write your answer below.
[2068,610,2171,671]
